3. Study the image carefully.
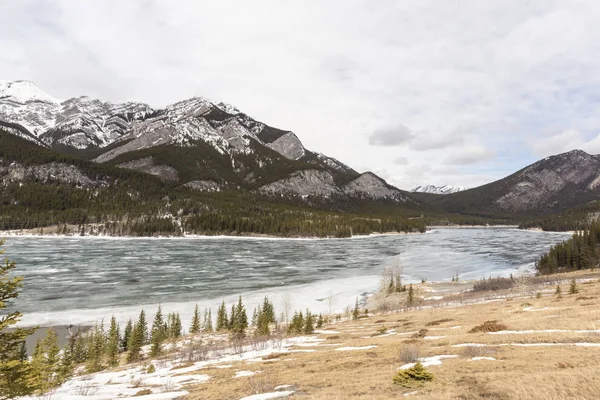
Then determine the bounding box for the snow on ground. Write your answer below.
[239,391,295,400]
[403,391,419,397]
[335,345,378,351]
[469,357,496,361]
[424,336,446,340]
[399,355,458,370]
[234,371,259,378]
[19,335,316,399]
[522,307,551,311]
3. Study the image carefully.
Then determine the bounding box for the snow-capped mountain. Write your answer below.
[411,185,466,195]
[0,80,411,201]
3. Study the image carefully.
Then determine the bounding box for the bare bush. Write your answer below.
[247,372,278,395]
[249,335,270,352]
[180,340,210,362]
[473,277,515,292]
[398,345,420,363]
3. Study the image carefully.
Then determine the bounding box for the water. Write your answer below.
[2,228,569,328]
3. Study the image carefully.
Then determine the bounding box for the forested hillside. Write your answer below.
[0,131,427,237]
[536,221,600,274]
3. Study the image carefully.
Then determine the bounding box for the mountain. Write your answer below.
[434,149,600,215]
[0,80,409,201]
[411,185,465,195]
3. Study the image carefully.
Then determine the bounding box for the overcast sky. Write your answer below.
[2,0,600,190]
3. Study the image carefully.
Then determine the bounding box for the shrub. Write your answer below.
[473,277,514,292]
[569,279,579,294]
[393,362,434,388]
[398,345,420,363]
[469,320,508,333]
[146,364,155,374]
[134,389,153,396]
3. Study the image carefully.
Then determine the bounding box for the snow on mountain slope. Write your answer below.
[1,80,407,201]
[0,80,61,104]
[412,185,466,195]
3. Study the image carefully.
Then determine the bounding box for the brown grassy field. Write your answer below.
[179,270,600,400]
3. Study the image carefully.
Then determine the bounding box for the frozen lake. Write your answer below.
[3,228,569,327]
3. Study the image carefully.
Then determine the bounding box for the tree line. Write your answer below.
[536,221,600,274]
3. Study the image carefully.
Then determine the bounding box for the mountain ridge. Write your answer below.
[0,80,410,202]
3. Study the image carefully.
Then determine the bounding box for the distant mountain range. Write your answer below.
[0,80,408,202]
[3,80,600,230]
[411,185,466,195]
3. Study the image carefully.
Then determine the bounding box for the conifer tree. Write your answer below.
[407,284,415,305]
[150,306,166,357]
[127,322,144,363]
[262,296,275,324]
[122,319,133,351]
[138,310,149,345]
[29,329,61,394]
[107,316,120,367]
[171,313,182,338]
[86,322,106,372]
[387,276,394,294]
[555,284,562,297]
[316,314,324,328]
[304,310,315,334]
[216,301,228,331]
[190,304,201,334]
[229,304,236,330]
[352,298,360,320]
[72,332,88,364]
[231,296,248,338]
[569,278,579,294]
[0,239,35,398]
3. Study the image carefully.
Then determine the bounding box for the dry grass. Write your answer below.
[180,270,600,400]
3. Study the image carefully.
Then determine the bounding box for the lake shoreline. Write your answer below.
[1,224,537,240]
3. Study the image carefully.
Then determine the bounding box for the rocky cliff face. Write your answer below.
[412,185,465,195]
[0,80,404,203]
[0,161,96,187]
[494,150,600,212]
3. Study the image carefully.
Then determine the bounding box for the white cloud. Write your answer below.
[3,1,600,188]
[444,146,494,166]
[531,129,600,158]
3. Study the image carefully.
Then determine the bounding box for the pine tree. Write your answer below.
[216,301,228,331]
[150,306,166,357]
[229,304,236,330]
[122,319,133,351]
[569,278,579,294]
[555,285,562,296]
[387,276,394,294]
[190,304,201,334]
[407,284,415,305]
[127,322,144,363]
[304,310,315,334]
[107,316,120,367]
[352,298,360,320]
[316,314,324,328]
[0,239,35,398]
[171,313,182,338]
[232,296,248,338]
[262,296,275,323]
[29,329,61,394]
[86,321,106,372]
[138,310,149,345]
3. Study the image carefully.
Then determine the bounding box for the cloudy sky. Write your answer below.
[2,0,600,189]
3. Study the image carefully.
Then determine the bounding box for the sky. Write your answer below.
[3,0,600,190]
